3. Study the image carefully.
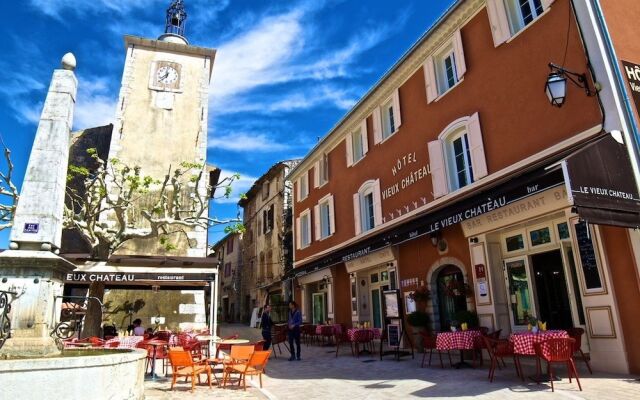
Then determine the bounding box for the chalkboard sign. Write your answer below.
[574,221,603,290]
[387,324,401,347]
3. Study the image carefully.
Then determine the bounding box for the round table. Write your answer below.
[211,339,250,345]
[509,330,569,355]
[144,339,168,381]
[436,330,482,369]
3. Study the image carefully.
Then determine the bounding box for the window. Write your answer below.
[486,0,553,47]
[226,236,234,254]
[262,181,270,200]
[445,129,474,190]
[424,30,466,102]
[314,194,335,240]
[262,204,274,234]
[346,120,368,166]
[224,262,232,277]
[296,209,312,249]
[297,171,309,201]
[373,89,402,144]
[428,112,487,198]
[353,180,382,235]
[314,154,329,187]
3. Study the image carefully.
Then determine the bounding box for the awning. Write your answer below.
[287,165,565,279]
[562,133,640,228]
[62,255,217,286]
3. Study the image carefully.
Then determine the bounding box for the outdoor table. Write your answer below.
[347,328,381,355]
[196,335,218,358]
[105,335,145,349]
[436,330,482,369]
[509,330,569,382]
[144,339,168,381]
[316,324,342,346]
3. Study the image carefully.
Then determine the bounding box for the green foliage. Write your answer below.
[224,223,246,234]
[239,193,248,200]
[407,311,431,328]
[159,235,177,251]
[452,310,479,328]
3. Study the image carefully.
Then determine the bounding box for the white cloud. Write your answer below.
[73,76,117,130]
[213,170,257,204]
[208,133,290,152]
[28,0,162,18]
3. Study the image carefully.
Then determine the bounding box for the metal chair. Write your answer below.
[482,336,521,382]
[566,327,593,374]
[534,338,582,392]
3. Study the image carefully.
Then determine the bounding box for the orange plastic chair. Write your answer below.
[167,349,212,392]
[224,350,271,390]
[566,327,593,374]
[534,338,582,392]
[253,340,266,351]
[221,345,255,386]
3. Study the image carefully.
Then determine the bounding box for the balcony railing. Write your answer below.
[0,290,18,350]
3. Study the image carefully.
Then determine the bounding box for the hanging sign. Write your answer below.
[622,60,640,114]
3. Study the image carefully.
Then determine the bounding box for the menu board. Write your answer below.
[383,290,400,318]
[387,324,401,347]
[574,221,603,290]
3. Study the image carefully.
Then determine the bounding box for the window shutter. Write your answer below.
[328,195,336,235]
[360,119,369,155]
[541,0,555,10]
[423,57,438,103]
[295,217,301,249]
[428,140,449,199]
[453,29,466,80]
[295,178,300,202]
[373,108,383,144]
[353,193,361,236]
[373,179,383,226]
[486,0,511,47]
[345,134,354,167]
[467,112,488,180]
[314,205,321,241]
[313,161,320,188]
[392,88,402,128]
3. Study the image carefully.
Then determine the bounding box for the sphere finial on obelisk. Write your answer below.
[61,52,76,71]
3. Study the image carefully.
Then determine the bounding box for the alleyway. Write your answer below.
[144,324,639,399]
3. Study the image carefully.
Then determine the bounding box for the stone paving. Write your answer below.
[145,324,640,399]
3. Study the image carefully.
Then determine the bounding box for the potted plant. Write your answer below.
[408,286,431,303]
[407,311,431,352]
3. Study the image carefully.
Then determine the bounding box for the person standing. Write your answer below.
[287,301,302,361]
[132,318,145,336]
[261,305,273,350]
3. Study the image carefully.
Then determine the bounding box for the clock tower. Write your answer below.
[107,0,216,257]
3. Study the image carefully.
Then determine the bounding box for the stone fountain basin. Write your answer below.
[0,348,146,400]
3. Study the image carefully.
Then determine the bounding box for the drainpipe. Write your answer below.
[577,0,640,195]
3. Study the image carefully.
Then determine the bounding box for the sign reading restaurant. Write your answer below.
[65,272,215,283]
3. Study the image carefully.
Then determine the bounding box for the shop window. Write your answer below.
[424,30,466,102]
[314,194,335,240]
[529,226,552,247]
[353,180,382,235]
[372,89,402,144]
[557,222,570,240]
[389,269,397,290]
[380,271,389,282]
[429,113,487,198]
[505,258,534,326]
[486,0,554,47]
[505,232,525,253]
[370,273,379,284]
[346,120,368,167]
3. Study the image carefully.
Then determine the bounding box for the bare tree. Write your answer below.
[0,145,18,232]
[64,149,244,336]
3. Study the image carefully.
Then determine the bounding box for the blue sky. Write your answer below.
[0,0,453,248]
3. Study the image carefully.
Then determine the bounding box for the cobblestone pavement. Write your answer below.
[224,324,639,400]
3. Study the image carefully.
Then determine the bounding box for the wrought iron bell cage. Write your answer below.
[165,0,188,37]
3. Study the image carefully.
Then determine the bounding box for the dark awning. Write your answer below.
[563,133,640,228]
[287,165,565,279]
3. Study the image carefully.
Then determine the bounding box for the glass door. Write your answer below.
[504,257,536,330]
[371,289,381,328]
[312,293,326,325]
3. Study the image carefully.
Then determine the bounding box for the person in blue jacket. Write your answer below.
[287,301,302,361]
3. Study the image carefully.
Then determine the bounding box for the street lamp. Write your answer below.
[545,63,593,107]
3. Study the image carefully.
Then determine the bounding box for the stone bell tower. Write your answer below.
[107,0,216,257]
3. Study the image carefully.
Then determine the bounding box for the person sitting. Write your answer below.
[132,318,145,336]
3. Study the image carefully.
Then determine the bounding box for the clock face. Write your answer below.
[156,66,179,85]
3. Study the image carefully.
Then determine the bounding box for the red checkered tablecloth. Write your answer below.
[436,330,482,350]
[105,336,145,349]
[346,328,381,342]
[509,330,569,355]
[316,324,342,336]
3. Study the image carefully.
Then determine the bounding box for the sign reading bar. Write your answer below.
[65,272,215,283]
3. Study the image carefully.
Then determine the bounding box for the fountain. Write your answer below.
[0,54,146,399]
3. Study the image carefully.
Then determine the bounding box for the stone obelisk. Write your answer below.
[0,54,78,357]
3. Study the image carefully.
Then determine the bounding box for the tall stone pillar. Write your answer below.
[0,54,78,357]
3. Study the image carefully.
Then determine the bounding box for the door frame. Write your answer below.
[503,256,537,331]
[312,292,326,325]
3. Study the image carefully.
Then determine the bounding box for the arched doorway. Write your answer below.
[436,265,468,330]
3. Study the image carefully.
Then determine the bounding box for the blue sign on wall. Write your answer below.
[23,223,39,234]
